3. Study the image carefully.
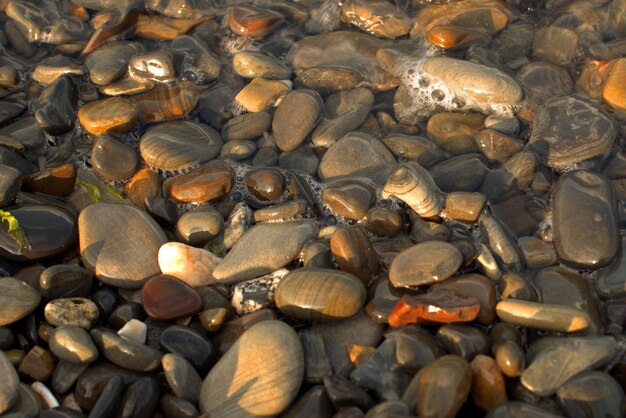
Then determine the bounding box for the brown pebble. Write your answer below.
[18,346,55,381]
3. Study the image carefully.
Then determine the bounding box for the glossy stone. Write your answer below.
[49,325,98,364]
[91,135,138,182]
[273,89,322,151]
[275,268,367,322]
[330,226,379,283]
[395,328,444,371]
[496,299,591,333]
[132,81,199,123]
[0,205,77,261]
[176,206,223,245]
[415,355,472,418]
[436,324,491,361]
[40,265,92,301]
[244,168,285,201]
[442,192,486,223]
[79,203,167,289]
[525,96,617,169]
[233,51,291,80]
[166,160,234,204]
[140,121,223,173]
[0,277,41,326]
[18,346,55,381]
[78,98,138,136]
[596,235,626,299]
[485,402,564,418]
[553,170,619,268]
[389,241,462,287]
[324,375,372,410]
[118,377,160,418]
[162,353,201,402]
[34,76,76,135]
[90,328,161,372]
[388,288,480,327]
[158,242,221,287]
[431,273,496,324]
[199,320,303,417]
[213,219,318,284]
[141,275,203,320]
[0,350,19,414]
[282,385,334,418]
[322,181,376,221]
[228,5,284,38]
[85,41,143,86]
[159,325,215,372]
[470,354,508,411]
[340,0,411,39]
[556,371,624,418]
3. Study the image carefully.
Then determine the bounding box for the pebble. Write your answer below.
[141,275,203,320]
[340,0,412,39]
[556,371,624,418]
[421,57,524,107]
[23,164,77,197]
[176,206,223,245]
[34,75,77,135]
[273,89,323,151]
[0,164,22,207]
[389,241,463,287]
[48,325,98,364]
[363,207,403,238]
[170,35,221,83]
[282,385,334,418]
[124,167,161,210]
[324,375,372,410]
[470,354,508,411]
[90,328,162,372]
[44,297,99,329]
[521,336,620,396]
[119,377,160,418]
[159,325,216,372]
[235,78,291,113]
[426,112,484,155]
[166,160,234,204]
[0,350,19,414]
[553,169,619,268]
[199,320,303,417]
[220,139,257,161]
[485,402,564,418]
[388,288,480,327]
[322,181,376,221]
[603,57,626,114]
[496,299,591,333]
[232,270,286,315]
[381,133,446,168]
[275,268,367,322]
[0,277,41,326]
[525,96,617,169]
[221,111,272,142]
[158,242,221,287]
[414,355,472,418]
[78,97,139,136]
[129,51,177,83]
[78,203,167,289]
[132,81,199,122]
[442,192,486,223]
[18,346,55,382]
[162,353,202,403]
[39,265,92,302]
[330,226,379,283]
[233,51,291,80]
[213,219,319,284]
[85,41,143,86]
[91,134,138,182]
[299,329,333,383]
[117,319,147,344]
[161,394,199,418]
[228,5,284,38]
[436,324,491,361]
[139,121,223,173]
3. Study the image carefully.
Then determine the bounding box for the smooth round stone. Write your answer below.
[244,168,285,201]
[161,394,199,418]
[525,96,617,169]
[556,371,624,418]
[0,164,21,207]
[158,242,221,287]
[90,328,162,372]
[470,354,508,411]
[18,346,55,382]
[160,325,216,372]
[518,237,557,268]
[275,268,367,322]
[145,196,178,225]
[91,135,138,182]
[40,265,92,302]
[176,206,223,245]
[213,219,319,284]
[88,374,125,417]
[495,339,525,378]
[318,132,396,184]
[322,181,375,221]
[426,112,484,155]
[220,139,257,161]
[382,134,446,168]
[474,129,524,162]
[199,320,303,417]
[100,78,155,96]
[431,273,496,325]
[340,0,411,39]
[221,111,272,142]
[33,75,76,136]
[415,355,472,418]
[436,324,491,361]
[431,154,488,193]
[521,336,620,397]
[363,207,403,238]
[496,299,591,333]
[330,226,379,283]
[443,192,486,223]
[235,78,291,113]
[131,81,199,123]
[141,275,203,321]
[421,57,523,106]
[395,328,445,371]
[140,121,223,173]
[279,145,319,176]
[128,51,176,83]
[85,41,143,86]
[78,97,139,137]
[228,5,284,38]
[282,385,334,418]
[479,214,523,272]
[49,325,98,364]
[273,89,322,151]
[124,168,161,210]
[0,277,41,326]
[162,353,202,403]
[166,160,234,204]
[0,205,77,261]
[553,170,619,268]
[253,200,308,223]
[0,350,19,414]
[389,241,462,287]
[23,164,77,198]
[427,24,491,49]
[324,374,372,410]
[79,203,167,289]
[44,298,99,329]
[119,377,160,418]
[170,34,221,83]
[233,51,291,80]
[108,303,145,331]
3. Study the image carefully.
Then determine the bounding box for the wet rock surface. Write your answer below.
[0,1,625,417]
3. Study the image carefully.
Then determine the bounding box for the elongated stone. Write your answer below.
[48,325,98,364]
[166,160,234,204]
[496,299,591,333]
[132,81,199,123]
[90,328,162,372]
[213,220,319,284]
[553,170,619,268]
[162,353,202,403]
[78,97,139,136]
[199,320,303,417]
[275,268,367,322]
[330,226,379,284]
[415,355,472,418]
[0,277,41,326]
[388,288,480,327]
[0,350,19,414]
[470,354,508,411]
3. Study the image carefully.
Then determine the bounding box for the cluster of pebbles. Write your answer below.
[1,0,626,417]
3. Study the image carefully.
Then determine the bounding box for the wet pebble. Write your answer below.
[389,241,463,287]
[273,89,322,151]
[166,160,234,204]
[162,353,201,403]
[90,328,162,372]
[48,325,98,364]
[233,51,291,80]
[78,97,138,136]
[0,350,19,414]
[556,371,624,418]
[91,134,138,182]
[141,275,203,320]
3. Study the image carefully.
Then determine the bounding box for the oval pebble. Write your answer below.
[389,241,463,287]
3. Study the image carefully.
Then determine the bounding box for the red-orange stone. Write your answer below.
[427,25,490,50]
[22,163,77,197]
[228,5,284,38]
[167,160,234,204]
[141,275,203,321]
[388,288,480,328]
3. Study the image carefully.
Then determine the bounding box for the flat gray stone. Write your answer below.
[0,277,41,326]
[213,219,319,284]
[49,325,98,364]
[79,203,168,289]
[91,328,162,372]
